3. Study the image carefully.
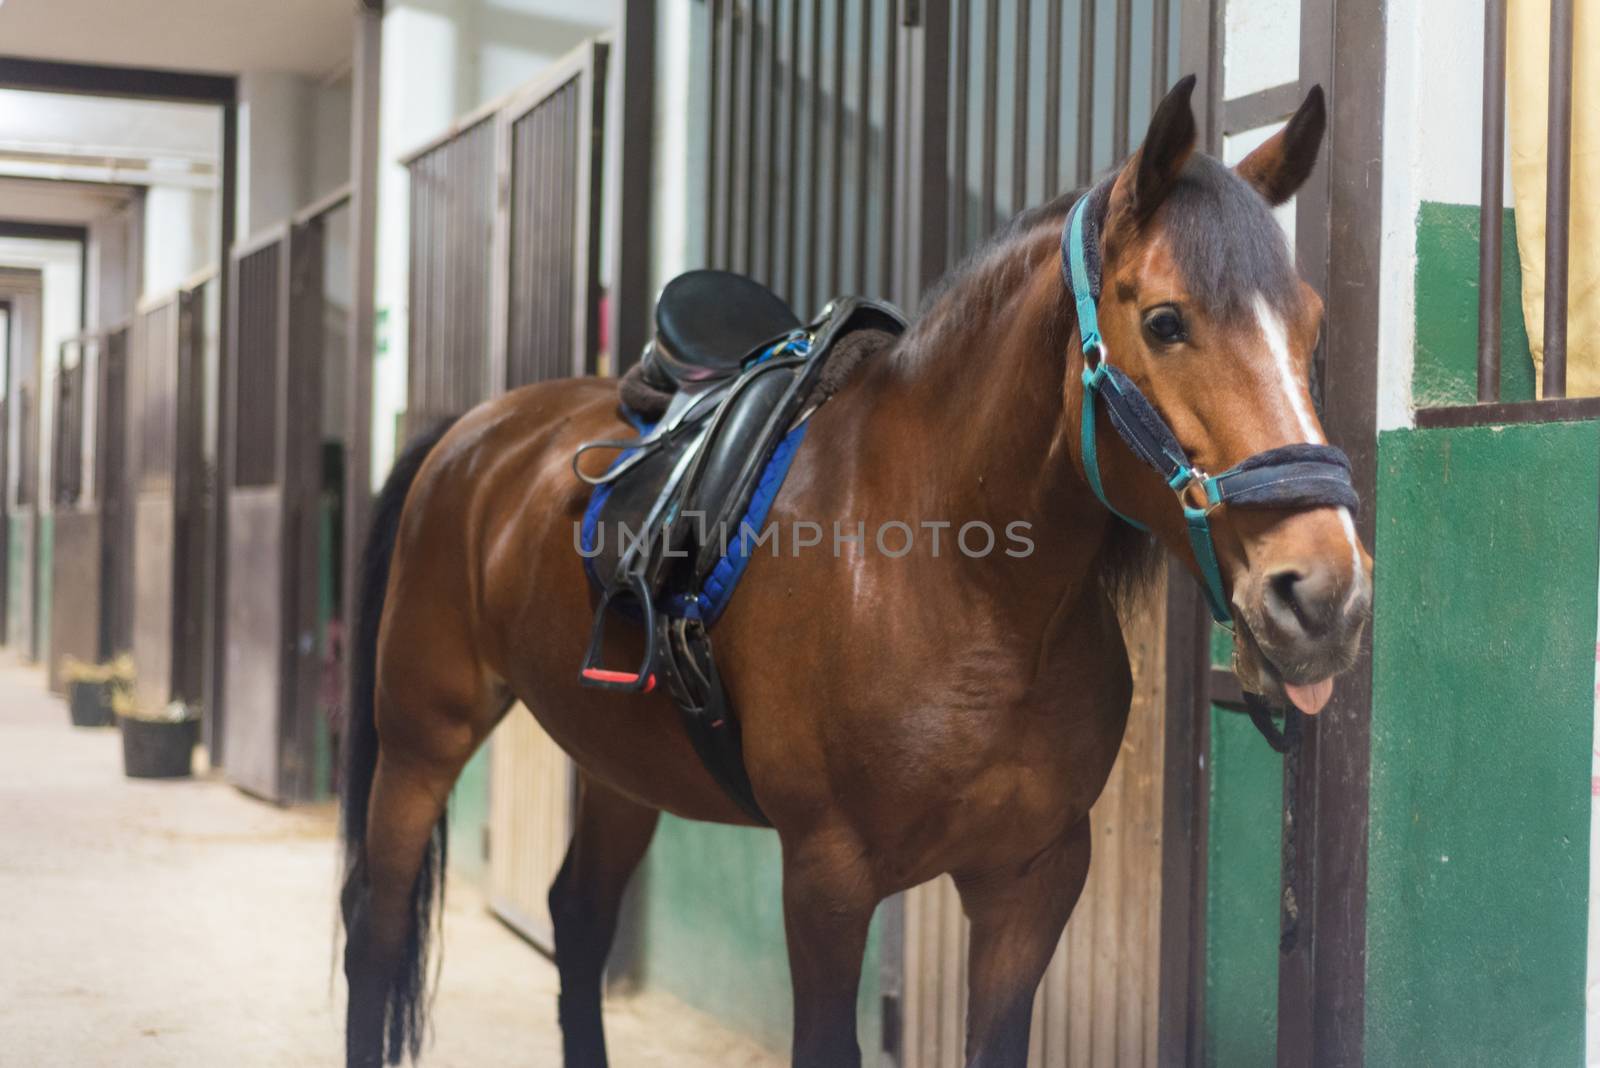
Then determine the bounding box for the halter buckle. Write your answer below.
[1175,468,1222,516]
[1080,340,1110,389]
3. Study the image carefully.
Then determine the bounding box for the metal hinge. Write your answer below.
[902,0,921,27]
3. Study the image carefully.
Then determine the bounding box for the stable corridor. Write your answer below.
[0,656,781,1067]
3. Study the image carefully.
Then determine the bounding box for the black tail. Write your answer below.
[339,417,460,1065]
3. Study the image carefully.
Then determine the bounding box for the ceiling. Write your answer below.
[0,0,353,79]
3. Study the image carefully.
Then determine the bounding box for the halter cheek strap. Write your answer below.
[1062,189,1359,627]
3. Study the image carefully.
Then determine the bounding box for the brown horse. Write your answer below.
[338,77,1371,1068]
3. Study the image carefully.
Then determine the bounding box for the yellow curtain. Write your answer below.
[1508,0,1599,397]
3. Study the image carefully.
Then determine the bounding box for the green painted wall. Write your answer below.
[1205,705,1283,1068]
[7,515,26,651]
[632,817,882,1060]
[448,744,491,884]
[1367,422,1596,1066]
[1413,202,1535,407]
[36,512,51,665]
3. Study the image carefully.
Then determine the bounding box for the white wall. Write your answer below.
[370,0,614,485]
[0,238,84,513]
[1374,1,1516,432]
[237,72,353,240]
[1224,0,1300,100]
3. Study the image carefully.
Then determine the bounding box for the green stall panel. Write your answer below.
[632,817,882,1060]
[1205,705,1284,1067]
[1413,203,1534,408]
[449,745,492,885]
[36,511,51,666]
[1367,421,1596,1065]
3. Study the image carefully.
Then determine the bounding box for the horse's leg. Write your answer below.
[956,818,1092,1068]
[548,772,661,1068]
[782,829,879,1068]
[343,694,489,1068]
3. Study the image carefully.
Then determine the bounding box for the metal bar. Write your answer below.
[1043,0,1062,196]
[855,0,872,293]
[735,0,756,274]
[980,0,998,235]
[1223,81,1304,137]
[806,0,824,311]
[611,1,655,371]
[1151,0,1171,106]
[1156,572,1211,1067]
[1418,394,1600,429]
[908,0,951,304]
[1207,667,1246,710]
[1075,0,1098,185]
[782,0,801,300]
[829,0,846,297]
[1477,0,1507,402]
[1113,0,1132,159]
[765,0,782,286]
[951,0,970,259]
[879,1,898,298]
[577,43,608,375]
[1541,0,1574,399]
[707,0,724,265]
[1010,0,1028,215]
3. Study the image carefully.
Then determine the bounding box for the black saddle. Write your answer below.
[575,277,906,822]
[642,270,805,388]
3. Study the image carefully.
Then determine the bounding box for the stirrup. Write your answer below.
[579,573,659,693]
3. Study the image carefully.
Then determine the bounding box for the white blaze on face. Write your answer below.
[1252,293,1366,600]
[1252,293,1323,444]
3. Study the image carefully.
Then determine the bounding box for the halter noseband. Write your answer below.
[1061,184,1360,627]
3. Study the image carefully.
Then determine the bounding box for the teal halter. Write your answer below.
[1062,187,1359,626]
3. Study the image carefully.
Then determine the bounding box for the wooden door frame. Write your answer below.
[1156,1,1386,1063]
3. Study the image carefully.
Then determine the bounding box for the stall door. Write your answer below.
[222,218,333,803]
[471,40,606,947]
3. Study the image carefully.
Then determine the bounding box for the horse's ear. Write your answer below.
[1114,74,1198,225]
[1235,86,1326,205]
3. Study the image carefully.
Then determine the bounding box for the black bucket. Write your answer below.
[68,680,116,728]
[120,717,200,779]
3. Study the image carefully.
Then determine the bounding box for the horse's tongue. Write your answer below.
[1284,678,1334,716]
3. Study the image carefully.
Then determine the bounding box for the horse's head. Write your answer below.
[1076,76,1371,715]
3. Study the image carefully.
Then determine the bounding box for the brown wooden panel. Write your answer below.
[901,582,1167,1068]
[223,486,285,800]
[48,507,101,693]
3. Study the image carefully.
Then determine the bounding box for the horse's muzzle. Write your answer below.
[1231,518,1373,711]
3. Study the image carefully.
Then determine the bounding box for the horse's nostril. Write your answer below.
[1262,565,1337,639]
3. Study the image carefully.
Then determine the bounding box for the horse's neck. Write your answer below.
[845,238,1115,613]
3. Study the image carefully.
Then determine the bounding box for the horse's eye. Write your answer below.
[1143,307,1186,345]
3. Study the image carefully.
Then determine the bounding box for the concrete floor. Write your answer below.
[0,656,784,1067]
